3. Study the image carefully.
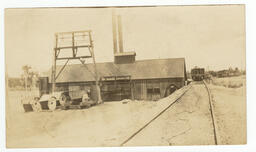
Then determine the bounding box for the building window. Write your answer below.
[147,88,153,94]
[147,87,160,94]
[153,88,160,94]
[147,87,161,99]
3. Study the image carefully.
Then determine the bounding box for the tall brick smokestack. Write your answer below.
[112,10,118,54]
[117,15,124,53]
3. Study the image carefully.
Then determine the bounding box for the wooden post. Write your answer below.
[88,31,102,104]
[131,80,134,100]
[52,34,58,93]
[72,33,75,57]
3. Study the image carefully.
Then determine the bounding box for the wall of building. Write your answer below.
[44,77,185,101]
[100,80,132,101]
[133,78,185,101]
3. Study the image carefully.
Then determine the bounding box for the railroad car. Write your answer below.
[191,67,205,81]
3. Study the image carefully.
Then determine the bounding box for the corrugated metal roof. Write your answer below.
[49,58,186,83]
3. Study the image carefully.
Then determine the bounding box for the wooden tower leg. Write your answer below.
[88,32,102,104]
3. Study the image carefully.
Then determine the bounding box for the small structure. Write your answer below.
[217,70,230,78]
[217,68,241,78]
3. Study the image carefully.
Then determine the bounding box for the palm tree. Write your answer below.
[22,65,31,92]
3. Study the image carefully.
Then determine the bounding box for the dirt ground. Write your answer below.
[124,83,215,146]
[123,78,247,146]
[6,77,246,147]
[6,86,189,148]
[208,76,246,145]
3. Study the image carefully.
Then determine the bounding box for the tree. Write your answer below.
[22,65,31,91]
[228,67,234,72]
[21,65,39,90]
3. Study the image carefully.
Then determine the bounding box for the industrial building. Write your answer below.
[39,57,186,101]
[38,11,187,102]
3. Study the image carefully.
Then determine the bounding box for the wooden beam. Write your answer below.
[56,56,92,60]
[55,30,92,35]
[55,59,69,81]
[55,45,91,50]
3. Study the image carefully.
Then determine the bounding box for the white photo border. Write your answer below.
[1,0,255,152]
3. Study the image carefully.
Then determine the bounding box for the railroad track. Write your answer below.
[203,80,218,145]
[120,81,218,146]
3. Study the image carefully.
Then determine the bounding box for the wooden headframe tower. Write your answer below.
[52,30,102,103]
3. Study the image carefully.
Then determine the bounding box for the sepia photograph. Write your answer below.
[5,5,246,148]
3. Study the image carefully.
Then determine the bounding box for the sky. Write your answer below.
[5,5,246,77]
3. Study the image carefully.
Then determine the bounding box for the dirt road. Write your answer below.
[6,86,190,148]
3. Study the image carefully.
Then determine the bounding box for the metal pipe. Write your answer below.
[112,9,118,54]
[117,15,124,53]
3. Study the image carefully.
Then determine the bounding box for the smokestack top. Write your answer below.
[114,51,136,57]
[114,51,136,64]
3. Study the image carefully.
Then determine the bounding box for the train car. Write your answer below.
[191,67,205,81]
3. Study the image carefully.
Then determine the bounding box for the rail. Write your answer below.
[203,80,218,145]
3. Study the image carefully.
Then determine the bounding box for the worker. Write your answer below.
[87,89,91,98]
[82,90,90,102]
